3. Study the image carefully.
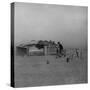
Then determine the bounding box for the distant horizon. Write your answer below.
[15,39,87,49]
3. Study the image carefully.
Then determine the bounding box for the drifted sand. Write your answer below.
[14,49,87,87]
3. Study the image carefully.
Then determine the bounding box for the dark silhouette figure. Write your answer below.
[58,42,63,53]
[66,57,70,63]
[46,60,50,64]
[75,48,79,58]
[56,42,64,58]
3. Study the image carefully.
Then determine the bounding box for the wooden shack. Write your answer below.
[16,40,57,56]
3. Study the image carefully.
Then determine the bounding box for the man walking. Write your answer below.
[58,42,63,55]
[56,42,64,57]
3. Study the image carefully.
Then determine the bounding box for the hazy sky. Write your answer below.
[14,2,88,48]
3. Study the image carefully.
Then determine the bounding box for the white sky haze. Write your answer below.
[14,2,88,48]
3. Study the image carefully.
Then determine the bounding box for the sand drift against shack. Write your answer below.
[16,40,82,63]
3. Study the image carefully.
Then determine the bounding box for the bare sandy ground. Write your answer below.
[14,49,87,87]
